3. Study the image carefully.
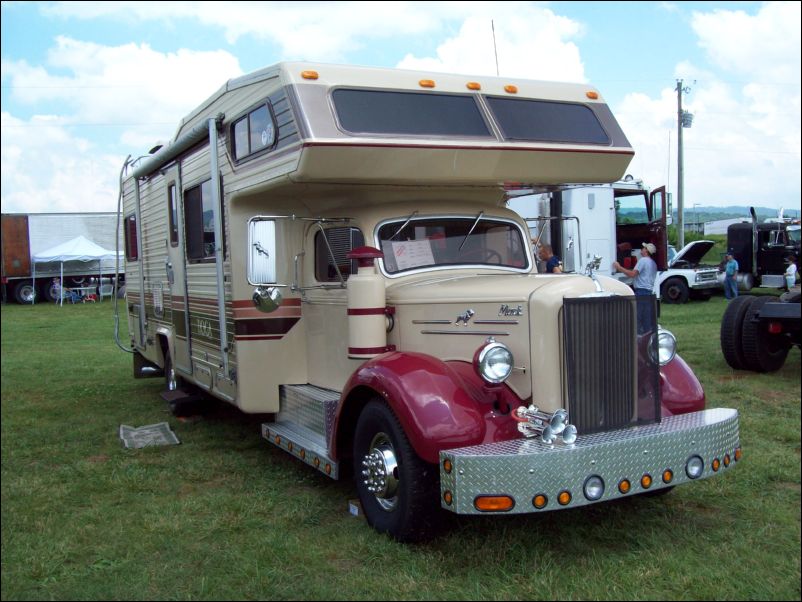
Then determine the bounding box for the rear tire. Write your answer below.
[353,400,439,542]
[720,296,756,370]
[12,281,36,304]
[741,297,790,372]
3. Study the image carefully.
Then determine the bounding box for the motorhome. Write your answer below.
[120,62,740,541]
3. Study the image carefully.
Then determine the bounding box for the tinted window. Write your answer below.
[168,183,179,247]
[332,89,492,137]
[485,97,610,144]
[124,214,138,261]
[184,179,224,261]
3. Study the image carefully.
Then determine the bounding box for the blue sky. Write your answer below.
[1,1,800,213]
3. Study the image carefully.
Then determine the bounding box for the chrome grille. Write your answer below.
[562,295,660,434]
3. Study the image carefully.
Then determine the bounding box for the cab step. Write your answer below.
[262,384,340,479]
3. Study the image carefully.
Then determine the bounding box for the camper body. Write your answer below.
[1,212,124,303]
[508,178,720,302]
[121,62,740,541]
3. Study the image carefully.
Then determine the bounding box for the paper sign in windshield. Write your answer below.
[390,239,435,271]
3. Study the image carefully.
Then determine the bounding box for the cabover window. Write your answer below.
[332,89,493,138]
[485,97,610,145]
[124,214,138,261]
[315,227,365,282]
[232,103,277,161]
[184,179,225,262]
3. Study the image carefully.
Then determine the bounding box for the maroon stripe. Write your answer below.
[348,345,396,355]
[303,141,634,156]
[348,307,386,316]
[235,317,300,337]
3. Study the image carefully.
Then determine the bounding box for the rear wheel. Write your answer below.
[720,296,756,370]
[353,400,439,542]
[741,296,790,372]
[12,281,36,304]
[661,277,689,304]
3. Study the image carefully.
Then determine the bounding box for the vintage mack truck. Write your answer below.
[120,62,741,542]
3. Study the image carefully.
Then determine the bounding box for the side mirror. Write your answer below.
[253,286,283,314]
[248,219,277,285]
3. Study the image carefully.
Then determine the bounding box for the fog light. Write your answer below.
[583,475,605,501]
[533,494,548,509]
[618,479,631,494]
[686,455,704,479]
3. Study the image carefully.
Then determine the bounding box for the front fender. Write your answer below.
[660,354,705,416]
[338,352,518,464]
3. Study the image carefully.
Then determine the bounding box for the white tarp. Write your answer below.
[32,235,122,305]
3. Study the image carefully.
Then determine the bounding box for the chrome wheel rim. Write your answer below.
[361,432,400,511]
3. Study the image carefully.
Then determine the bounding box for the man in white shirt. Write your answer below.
[613,242,658,333]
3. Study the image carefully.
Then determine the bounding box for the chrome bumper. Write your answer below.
[439,408,740,514]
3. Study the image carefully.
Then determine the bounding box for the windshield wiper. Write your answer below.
[389,211,418,241]
[459,211,484,251]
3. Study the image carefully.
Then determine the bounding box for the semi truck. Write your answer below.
[1,212,124,303]
[120,62,741,541]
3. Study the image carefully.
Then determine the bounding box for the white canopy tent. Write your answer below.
[31,235,122,305]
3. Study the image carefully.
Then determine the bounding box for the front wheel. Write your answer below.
[661,277,689,304]
[353,400,439,542]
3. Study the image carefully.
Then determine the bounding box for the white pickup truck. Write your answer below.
[656,240,721,303]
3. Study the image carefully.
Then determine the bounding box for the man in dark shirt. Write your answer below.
[538,244,563,273]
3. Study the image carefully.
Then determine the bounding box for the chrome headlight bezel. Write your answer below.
[650,327,677,366]
[475,339,514,384]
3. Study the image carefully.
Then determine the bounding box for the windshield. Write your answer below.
[615,193,650,225]
[376,216,529,275]
[788,226,801,244]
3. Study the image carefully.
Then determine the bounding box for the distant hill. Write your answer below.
[676,206,801,224]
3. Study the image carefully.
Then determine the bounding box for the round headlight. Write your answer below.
[476,339,514,384]
[583,475,605,501]
[686,455,704,479]
[650,328,677,365]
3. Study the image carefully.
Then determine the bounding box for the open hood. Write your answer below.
[670,240,715,267]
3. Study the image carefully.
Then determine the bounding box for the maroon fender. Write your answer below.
[660,354,706,416]
[337,351,523,464]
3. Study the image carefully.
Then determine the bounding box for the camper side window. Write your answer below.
[184,179,225,262]
[124,214,138,261]
[315,227,364,282]
[232,102,277,161]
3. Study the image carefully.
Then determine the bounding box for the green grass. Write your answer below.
[2,298,800,600]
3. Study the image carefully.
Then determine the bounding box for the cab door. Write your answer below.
[648,186,668,270]
[164,165,192,375]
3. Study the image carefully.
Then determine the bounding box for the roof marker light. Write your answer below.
[419,79,436,88]
[466,82,481,90]
[586,91,599,100]
[301,70,319,80]
[504,85,518,94]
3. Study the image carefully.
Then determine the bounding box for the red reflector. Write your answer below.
[768,322,783,334]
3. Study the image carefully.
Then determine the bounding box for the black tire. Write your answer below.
[661,277,689,304]
[12,281,36,304]
[353,400,440,542]
[720,296,756,370]
[42,280,61,303]
[741,296,790,372]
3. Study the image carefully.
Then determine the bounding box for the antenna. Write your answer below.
[492,20,500,76]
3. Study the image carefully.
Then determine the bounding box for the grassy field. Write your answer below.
[1,296,800,600]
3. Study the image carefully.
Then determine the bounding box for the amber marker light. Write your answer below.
[301,70,319,80]
[618,479,631,494]
[419,79,436,88]
[712,458,721,472]
[734,447,743,462]
[641,474,653,489]
[724,454,731,467]
[662,469,674,484]
[586,90,599,99]
[557,490,572,506]
[466,82,481,90]
[443,459,453,474]
[474,495,515,512]
[504,85,518,94]
[533,494,548,509]
[443,491,453,506]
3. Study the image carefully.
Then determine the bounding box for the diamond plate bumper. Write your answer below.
[439,408,740,514]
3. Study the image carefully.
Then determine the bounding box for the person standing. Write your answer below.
[613,242,658,332]
[724,250,739,300]
[785,254,798,290]
[537,244,563,273]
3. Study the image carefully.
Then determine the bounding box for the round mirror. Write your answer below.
[252,286,283,313]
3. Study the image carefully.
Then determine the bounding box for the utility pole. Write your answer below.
[676,80,693,248]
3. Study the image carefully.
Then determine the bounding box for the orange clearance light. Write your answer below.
[301,70,319,80]
[443,491,453,505]
[274,435,282,445]
[466,81,481,90]
[419,79,436,88]
[662,469,674,484]
[641,474,653,489]
[618,479,631,494]
[712,458,721,472]
[299,449,306,460]
[724,454,731,467]
[558,490,572,506]
[313,457,321,468]
[504,85,518,94]
[443,459,453,474]
[734,447,742,462]
[325,463,332,475]
[533,494,548,509]
[474,495,515,512]
[586,90,599,100]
